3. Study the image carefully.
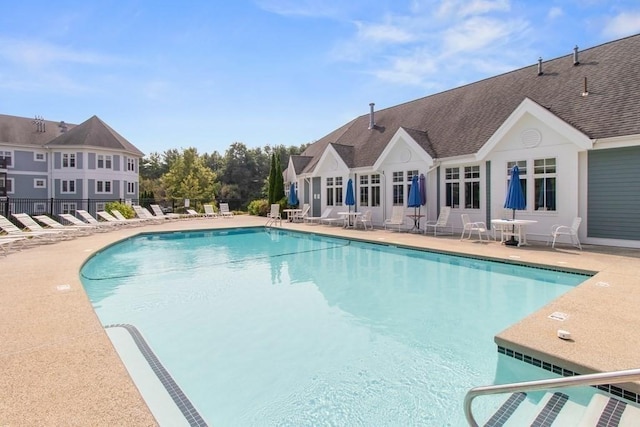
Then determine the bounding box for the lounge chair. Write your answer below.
[77,210,121,229]
[0,236,28,255]
[306,207,333,224]
[0,214,63,244]
[97,211,138,227]
[150,204,182,220]
[292,204,310,222]
[265,204,282,226]
[185,209,204,218]
[203,204,218,218]
[219,203,234,218]
[356,210,373,230]
[132,205,164,224]
[11,213,76,240]
[384,206,406,231]
[58,213,110,232]
[460,214,489,241]
[548,217,582,250]
[111,210,148,226]
[423,207,453,236]
[34,215,95,236]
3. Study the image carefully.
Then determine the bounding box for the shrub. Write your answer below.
[248,199,270,216]
[105,201,136,219]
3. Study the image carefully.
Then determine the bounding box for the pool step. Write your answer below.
[484,392,640,426]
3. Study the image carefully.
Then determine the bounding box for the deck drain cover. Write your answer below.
[548,312,568,321]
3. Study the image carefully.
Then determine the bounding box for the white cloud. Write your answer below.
[602,11,640,38]
[0,38,123,69]
[442,16,526,53]
[437,0,510,19]
[355,21,415,44]
[547,7,563,20]
[255,0,344,18]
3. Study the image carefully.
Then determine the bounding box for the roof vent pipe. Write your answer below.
[537,57,543,76]
[368,103,375,129]
[573,45,580,66]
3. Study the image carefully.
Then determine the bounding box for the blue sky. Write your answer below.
[1,1,639,156]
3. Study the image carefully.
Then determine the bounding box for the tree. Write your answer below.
[268,153,277,204]
[274,153,285,202]
[161,147,218,203]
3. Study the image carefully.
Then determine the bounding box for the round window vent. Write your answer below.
[400,148,411,163]
[521,129,542,148]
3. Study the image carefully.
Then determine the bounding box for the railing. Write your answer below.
[464,367,640,426]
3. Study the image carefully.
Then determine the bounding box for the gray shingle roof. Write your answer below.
[45,115,144,156]
[301,33,640,170]
[0,114,76,147]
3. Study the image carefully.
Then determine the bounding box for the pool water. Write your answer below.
[81,228,588,426]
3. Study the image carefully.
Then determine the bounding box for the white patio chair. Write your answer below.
[150,204,182,220]
[203,204,218,218]
[460,214,489,241]
[265,204,282,226]
[423,207,453,236]
[356,210,373,230]
[305,207,333,224]
[383,206,405,231]
[548,217,582,250]
[219,203,234,218]
[292,204,310,222]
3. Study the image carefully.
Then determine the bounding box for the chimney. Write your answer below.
[368,102,375,130]
[537,57,543,76]
[573,45,580,66]
[582,77,589,97]
[58,121,68,133]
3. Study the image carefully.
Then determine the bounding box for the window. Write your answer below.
[445,167,460,208]
[507,160,527,207]
[127,182,136,194]
[34,178,46,189]
[127,158,136,171]
[326,177,334,206]
[33,203,46,214]
[34,152,45,162]
[371,174,381,207]
[61,180,76,194]
[62,153,76,168]
[534,158,556,211]
[359,175,369,206]
[0,151,12,168]
[95,202,105,212]
[0,177,13,194]
[464,166,480,209]
[97,155,112,169]
[392,171,404,205]
[96,180,112,194]
[61,203,76,215]
[326,176,343,206]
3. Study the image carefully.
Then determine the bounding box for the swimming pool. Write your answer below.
[81,227,588,426]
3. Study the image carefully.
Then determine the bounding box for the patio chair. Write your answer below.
[292,204,310,222]
[548,217,582,250]
[265,204,282,227]
[0,236,28,255]
[383,206,406,231]
[111,210,148,226]
[0,214,63,244]
[132,205,164,224]
[219,203,234,218]
[150,204,182,220]
[97,211,139,227]
[203,204,218,218]
[77,210,122,229]
[11,213,76,240]
[306,207,333,224]
[355,210,373,230]
[423,207,453,236]
[460,214,489,241]
[59,213,110,232]
[34,215,95,235]
[185,209,204,218]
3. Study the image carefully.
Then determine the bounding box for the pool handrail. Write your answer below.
[464,367,640,426]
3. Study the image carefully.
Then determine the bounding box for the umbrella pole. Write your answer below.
[505,209,519,246]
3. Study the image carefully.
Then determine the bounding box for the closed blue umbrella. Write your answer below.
[345,178,355,212]
[408,175,421,230]
[419,174,426,206]
[288,183,298,207]
[503,165,526,245]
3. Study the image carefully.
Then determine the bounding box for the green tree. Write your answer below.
[268,153,276,204]
[161,147,218,203]
[274,153,285,202]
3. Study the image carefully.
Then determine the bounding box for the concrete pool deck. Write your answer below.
[1,214,639,425]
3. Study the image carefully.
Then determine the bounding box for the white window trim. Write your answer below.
[33,202,46,213]
[127,182,136,194]
[462,165,481,210]
[34,178,46,189]
[33,152,46,162]
[95,180,113,194]
[61,180,76,194]
[1,150,14,168]
[4,177,15,194]
[62,153,76,169]
[127,158,136,172]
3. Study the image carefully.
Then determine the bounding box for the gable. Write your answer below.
[373,127,434,170]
